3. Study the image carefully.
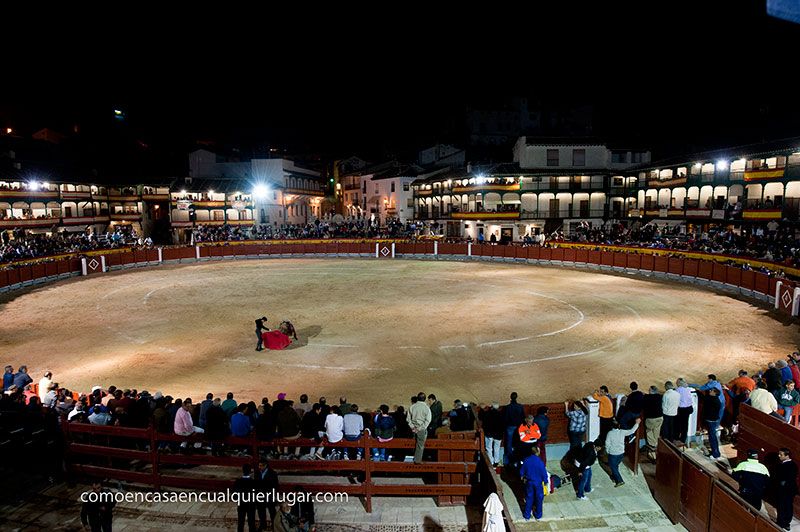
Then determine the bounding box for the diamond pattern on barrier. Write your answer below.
[88,258,100,271]
[380,246,391,257]
[782,289,792,309]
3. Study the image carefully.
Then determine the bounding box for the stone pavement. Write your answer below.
[497,444,685,532]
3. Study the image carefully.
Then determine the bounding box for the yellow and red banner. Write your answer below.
[744,168,785,181]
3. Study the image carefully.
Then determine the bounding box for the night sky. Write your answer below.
[3,3,799,178]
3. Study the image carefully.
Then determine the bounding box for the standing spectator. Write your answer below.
[674,379,694,444]
[565,400,588,454]
[765,362,783,393]
[13,365,32,389]
[532,406,550,465]
[80,481,115,532]
[732,449,770,510]
[408,392,432,464]
[2,365,13,391]
[426,394,443,439]
[503,392,525,466]
[198,392,214,429]
[575,439,601,500]
[727,370,756,424]
[448,400,475,432]
[233,464,257,532]
[480,402,504,467]
[661,381,681,441]
[372,404,396,462]
[516,415,541,466]
[788,354,800,390]
[618,382,643,429]
[205,398,228,456]
[222,392,238,417]
[604,418,640,487]
[643,385,663,460]
[701,388,722,460]
[689,374,725,424]
[256,458,279,530]
[774,448,798,531]
[778,359,793,387]
[520,446,548,521]
[38,371,53,401]
[593,386,615,443]
[775,380,800,423]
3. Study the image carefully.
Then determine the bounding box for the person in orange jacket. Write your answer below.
[515,415,541,466]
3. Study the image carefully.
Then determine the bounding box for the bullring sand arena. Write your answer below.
[1,259,798,406]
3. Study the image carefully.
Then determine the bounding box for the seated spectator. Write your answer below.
[88,405,111,425]
[174,398,205,446]
[231,404,253,437]
[343,404,364,459]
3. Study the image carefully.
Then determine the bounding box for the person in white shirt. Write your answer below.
[661,381,681,442]
[38,371,52,402]
[316,407,344,459]
[749,381,779,416]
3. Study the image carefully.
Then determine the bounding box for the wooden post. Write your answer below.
[252,432,260,473]
[362,431,372,513]
[150,424,160,490]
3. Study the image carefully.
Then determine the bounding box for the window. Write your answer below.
[546,149,559,167]
[611,151,627,164]
[572,149,585,167]
[391,182,395,193]
[403,183,409,191]
[362,182,366,193]
[407,198,414,207]
[632,152,645,163]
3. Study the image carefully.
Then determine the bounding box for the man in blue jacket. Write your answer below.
[520,446,548,521]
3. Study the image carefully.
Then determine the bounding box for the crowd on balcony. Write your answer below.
[560,220,800,272]
[191,218,438,242]
[0,228,139,264]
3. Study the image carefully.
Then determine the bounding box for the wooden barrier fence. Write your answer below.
[1,242,792,317]
[63,422,483,513]
[653,438,783,532]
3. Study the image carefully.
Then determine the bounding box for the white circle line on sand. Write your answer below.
[485,303,642,368]
[476,288,586,347]
[221,357,391,372]
[143,286,166,304]
[312,343,358,348]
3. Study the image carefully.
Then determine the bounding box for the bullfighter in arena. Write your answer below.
[260,320,298,350]
[255,316,269,351]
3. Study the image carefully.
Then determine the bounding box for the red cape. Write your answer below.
[262,330,292,350]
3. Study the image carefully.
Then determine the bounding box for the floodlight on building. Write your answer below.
[29,181,39,191]
[181,189,187,195]
[253,184,269,199]
[716,160,728,170]
[477,174,486,184]
[208,189,214,195]
[694,162,702,169]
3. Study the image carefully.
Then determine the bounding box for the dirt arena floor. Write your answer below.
[2,259,799,407]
